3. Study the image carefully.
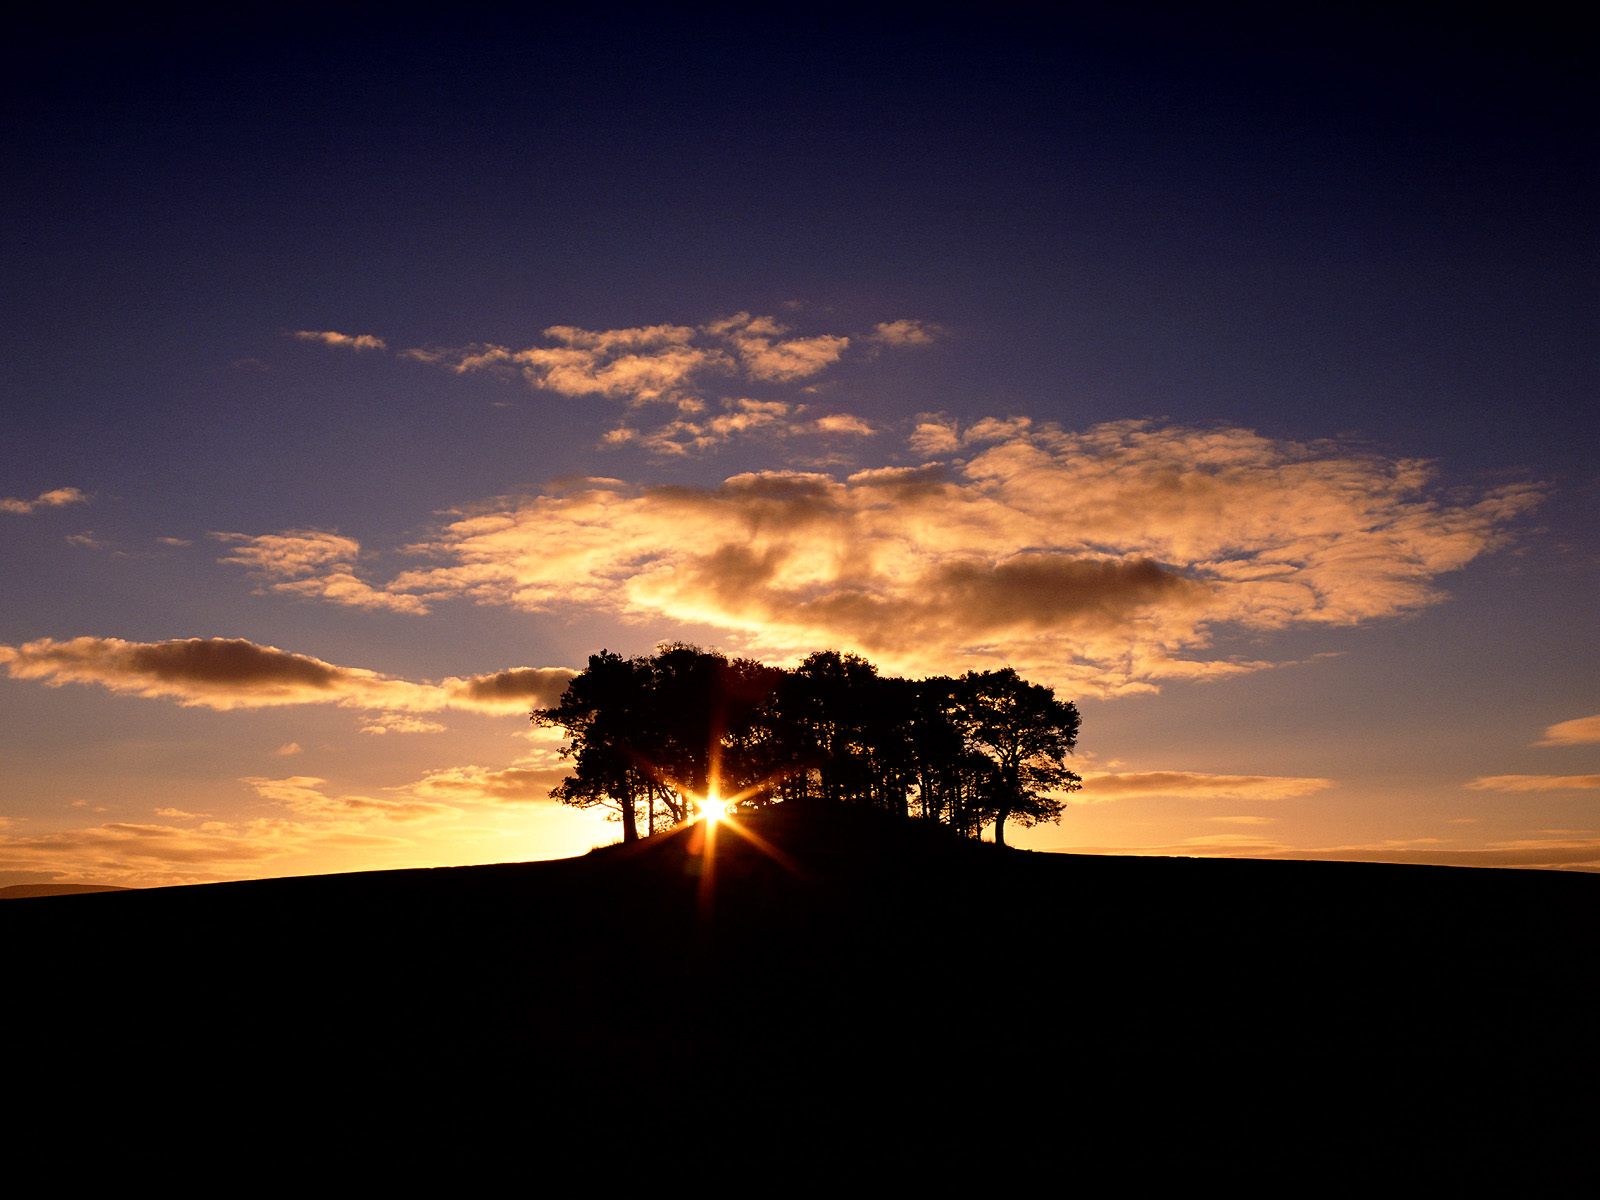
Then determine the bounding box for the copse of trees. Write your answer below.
[534,645,1081,846]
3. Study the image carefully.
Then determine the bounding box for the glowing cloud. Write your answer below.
[1465,775,1600,792]
[1536,714,1600,747]
[216,530,428,614]
[870,318,940,346]
[381,421,1538,695]
[2,487,88,515]
[414,322,726,404]
[292,330,387,351]
[621,398,880,456]
[706,312,849,381]
[1077,772,1335,801]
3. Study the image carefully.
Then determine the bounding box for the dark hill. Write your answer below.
[5,801,1595,1146]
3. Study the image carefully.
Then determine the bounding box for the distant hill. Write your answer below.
[4,800,1594,1149]
[0,882,130,899]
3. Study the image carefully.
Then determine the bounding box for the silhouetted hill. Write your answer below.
[5,801,1594,1155]
[0,882,130,899]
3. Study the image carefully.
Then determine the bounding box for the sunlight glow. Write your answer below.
[698,791,730,824]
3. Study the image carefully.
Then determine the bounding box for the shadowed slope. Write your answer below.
[5,802,1595,1119]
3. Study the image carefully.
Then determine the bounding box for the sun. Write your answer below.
[697,790,730,824]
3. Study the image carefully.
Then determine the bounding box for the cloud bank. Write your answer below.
[381,420,1538,695]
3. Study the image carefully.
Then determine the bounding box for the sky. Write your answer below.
[2,8,1595,886]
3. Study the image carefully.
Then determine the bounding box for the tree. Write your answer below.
[536,646,1082,846]
[532,650,655,843]
[956,668,1081,847]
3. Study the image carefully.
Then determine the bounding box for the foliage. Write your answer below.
[534,646,1081,844]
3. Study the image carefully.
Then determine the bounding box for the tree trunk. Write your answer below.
[620,795,638,843]
[993,807,1008,847]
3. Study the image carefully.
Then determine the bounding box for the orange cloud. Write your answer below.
[407,762,567,804]
[1465,775,1600,792]
[382,421,1538,696]
[706,312,849,381]
[292,329,386,351]
[1536,714,1600,747]
[240,775,455,820]
[870,318,941,347]
[621,398,879,456]
[216,529,428,614]
[1077,772,1335,801]
[0,636,574,715]
[2,486,88,515]
[414,323,726,404]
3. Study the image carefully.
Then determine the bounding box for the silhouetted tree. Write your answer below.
[533,650,654,842]
[956,668,1081,846]
[536,646,1081,845]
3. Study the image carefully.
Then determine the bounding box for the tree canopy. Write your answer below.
[534,646,1080,846]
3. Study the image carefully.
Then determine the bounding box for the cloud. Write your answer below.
[413,323,726,405]
[706,312,849,382]
[380,421,1539,696]
[1465,775,1600,793]
[404,312,932,450]
[1054,836,1600,870]
[0,635,574,715]
[870,319,941,347]
[619,398,880,456]
[2,487,88,516]
[445,667,578,713]
[1536,714,1600,747]
[1078,772,1334,801]
[292,330,387,351]
[0,749,580,886]
[216,530,428,614]
[359,714,447,735]
[407,762,567,804]
[274,742,302,756]
[811,413,876,436]
[241,775,454,820]
[216,529,359,574]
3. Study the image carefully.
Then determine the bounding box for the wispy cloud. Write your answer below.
[0,749,584,886]
[611,397,879,456]
[869,318,942,347]
[1465,775,1600,792]
[705,312,849,382]
[1055,836,1600,870]
[240,775,454,820]
[409,322,725,405]
[403,313,927,423]
[292,330,387,351]
[379,420,1538,696]
[0,635,574,715]
[215,529,428,614]
[359,713,447,735]
[1077,772,1334,801]
[1536,714,1600,747]
[2,487,88,516]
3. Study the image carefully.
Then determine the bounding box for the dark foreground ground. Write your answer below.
[5,802,1594,1164]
